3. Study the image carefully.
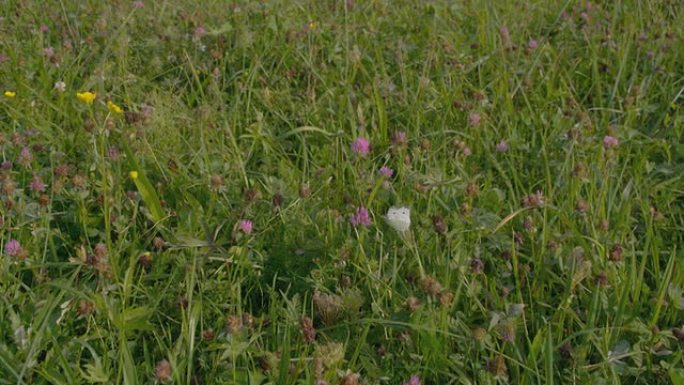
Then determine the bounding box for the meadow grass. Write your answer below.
[0,0,683,384]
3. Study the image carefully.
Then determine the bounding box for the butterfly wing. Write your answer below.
[386,207,410,232]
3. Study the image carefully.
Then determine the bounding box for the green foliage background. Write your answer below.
[0,0,683,384]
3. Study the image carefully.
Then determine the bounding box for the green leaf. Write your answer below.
[670,367,684,385]
[113,306,154,334]
[83,362,109,383]
[121,141,165,224]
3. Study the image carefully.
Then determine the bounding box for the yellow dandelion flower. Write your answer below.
[308,21,316,30]
[129,171,139,180]
[4,91,16,98]
[76,91,96,105]
[107,100,123,114]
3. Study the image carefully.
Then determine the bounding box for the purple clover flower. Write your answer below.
[496,140,509,153]
[238,219,253,234]
[351,137,370,157]
[349,206,371,226]
[603,135,618,149]
[379,166,394,178]
[30,175,46,192]
[5,239,22,257]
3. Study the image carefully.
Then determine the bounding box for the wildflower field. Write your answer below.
[1,1,683,384]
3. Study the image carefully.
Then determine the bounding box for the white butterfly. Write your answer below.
[385,206,411,232]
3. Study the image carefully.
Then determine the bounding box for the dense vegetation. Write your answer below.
[0,1,683,384]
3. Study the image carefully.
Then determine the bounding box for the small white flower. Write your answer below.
[385,206,410,232]
[54,81,66,92]
[14,326,27,348]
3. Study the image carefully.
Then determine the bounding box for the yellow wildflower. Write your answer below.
[129,171,139,180]
[4,91,16,98]
[76,91,96,105]
[107,100,123,114]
